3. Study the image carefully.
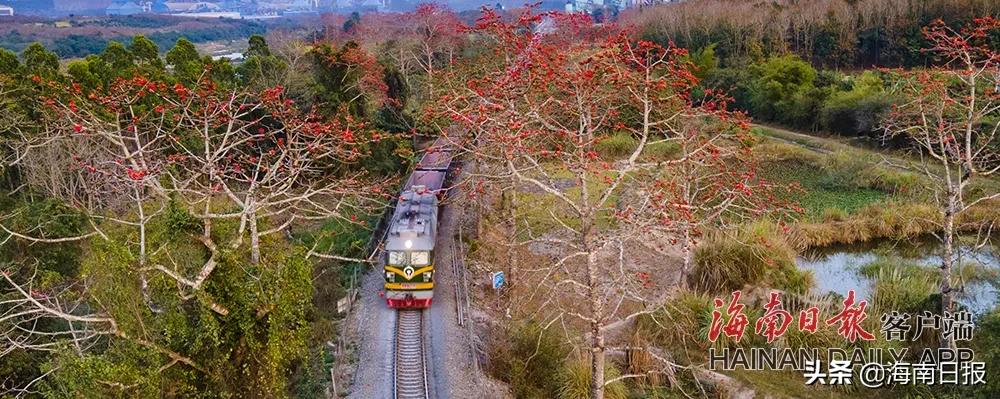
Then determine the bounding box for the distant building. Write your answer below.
[0,4,13,16]
[163,1,223,13]
[107,1,145,15]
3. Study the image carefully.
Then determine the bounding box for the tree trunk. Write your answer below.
[583,222,605,399]
[940,189,957,349]
[505,184,517,288]
[250,216,261,265]
[678,227,692,289]
[248,196,261,264]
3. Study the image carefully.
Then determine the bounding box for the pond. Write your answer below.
[797,236,1000,314]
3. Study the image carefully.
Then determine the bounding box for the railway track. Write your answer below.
[393,310,429,399]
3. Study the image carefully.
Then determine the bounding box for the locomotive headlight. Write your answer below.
[404,240,413,249]
[423,272,432,282]
[386,272,394,282]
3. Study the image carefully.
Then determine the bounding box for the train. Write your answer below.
[383,137,454,309]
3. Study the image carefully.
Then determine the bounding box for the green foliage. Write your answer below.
[246,35,271,58]
[34,211,314,397]
[859,257,938,314]
[129,35,160,63]
[164,198,203,237]
[238,35,288,89]
[967,308,1000,397]
[343,12,361,33]
[642,140,681,161]
[685,43,718,80]
[595,133,638,158]
[309,41,372,117]
[0,48,21,73]
[556,357,628,399]
[757,145,890,220]
[0,198,86,277]
[636,291,713,350]
[817,150,874,190]
[702,66,752,111]
[747,55,820,127]
[40,344,164,398]
[166,38,204,84]
[66,58,102,91]
[819,71,893,137]
[21,42,59,78]
[486,321,570,399]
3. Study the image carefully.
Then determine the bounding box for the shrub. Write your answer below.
[818,150,873,190]
[859,257,938,314]
[636,291,713,350]
[595,133,638,159]
[819,71,892,137]
[860,166,926,195]
[747,55,818,126]
[557,356,628,399]
[820,94,892,137]
[703,66,753,111]
[641,140,681,160]
[691,221,811,294]
[486,321,569,398]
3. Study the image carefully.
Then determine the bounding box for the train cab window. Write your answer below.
[388,251,407,265]
[411,251,430,265]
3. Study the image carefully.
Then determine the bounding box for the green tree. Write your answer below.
[0,48,20,74]
[246,34,271,58]
[342,11,361,33]
[238,35,287,89]
[100,41,135,73]
[747,55,818,126]
[309,41,380,117]
[21,42,59,78]
[820,71,892,136]
[66,58,103,91]
[129,35,165,71]
[165,38,203,84]
[686,43,718,80]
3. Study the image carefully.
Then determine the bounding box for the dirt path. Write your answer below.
[344,259,395,399]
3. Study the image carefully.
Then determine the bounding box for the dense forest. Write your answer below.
[0,31,413,396]
[0,15,269,58]
[624,0,1000,135]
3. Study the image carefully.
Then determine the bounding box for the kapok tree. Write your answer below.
[406,4,464,86]
[1,67,391,391]
[434,9,779,398]
[882,17,1000,348]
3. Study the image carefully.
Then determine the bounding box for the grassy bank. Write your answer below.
[754,136,1000,248]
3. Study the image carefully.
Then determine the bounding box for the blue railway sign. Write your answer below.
[491,271,505,290]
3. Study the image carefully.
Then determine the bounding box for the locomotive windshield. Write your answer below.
[387,251,431,265]
[411,251,430,265]
[388,251,407,265]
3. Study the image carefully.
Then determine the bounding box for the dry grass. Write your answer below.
[692,221,813,294]
[791,200,1000,248]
